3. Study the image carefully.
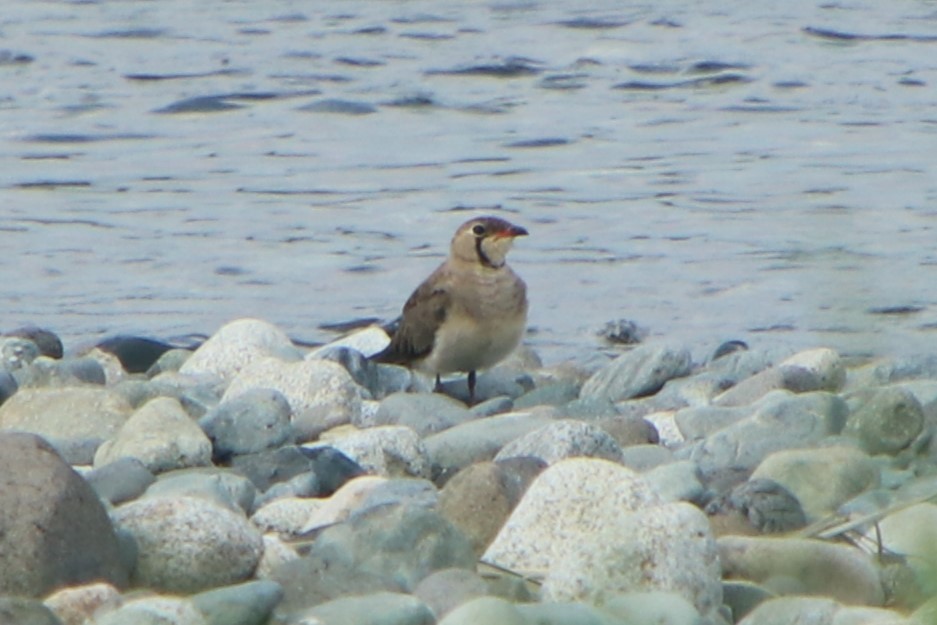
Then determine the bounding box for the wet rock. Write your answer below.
[311,425,430,478]
[92,596,207,625]
[368,392,474,435]
[715,348,845,407]
[494,418,625,464]
[113,496,263,593]
[718,536,884,605]
[438,459,545,556]
[223,356,362,441]
[580,344,693,402]
[413,568,488,619]
[293,591,434,625]
[686,391,848,479]
[191,580,283,625]
[94,397,212,474]
[43,582,122,625]
[0,433,127,597]
[437,596,526,625]
[423,410,555,480]
[0,386,132,458]
[752,446,879,521]
[95,335,176,374]
[844,385,925,455]
[198,388,294,460]
[179,318,302,382]
[705,478,807,534]
[0,598,63,625]
[5,326,63,359]
[85,457,156,505]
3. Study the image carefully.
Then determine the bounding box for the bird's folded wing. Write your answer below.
[373,281,451,364]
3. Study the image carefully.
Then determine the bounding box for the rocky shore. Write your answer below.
[2,317,937,625]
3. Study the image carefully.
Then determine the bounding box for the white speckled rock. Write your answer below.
[224,357,362,441]
[112,496,264,593]
[307,425,430,479]
[94,397,212,473]
[483,458,662,574]
[92,596,207,625]
[752,446,879,521]
[540,501,722,618]
[251,496,327,536]
[494,419,625,465]
[179,318,301,382]
[44,582,122,625]
[309,326,391,359]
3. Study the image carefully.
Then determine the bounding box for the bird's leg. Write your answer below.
[434,374,443,393]
[467,370,477,405]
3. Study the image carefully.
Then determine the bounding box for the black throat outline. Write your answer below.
[474,237,502,269]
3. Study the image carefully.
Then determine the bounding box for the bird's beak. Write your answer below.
[495,225,528,239]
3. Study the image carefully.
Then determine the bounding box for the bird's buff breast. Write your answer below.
[419,305,526,375]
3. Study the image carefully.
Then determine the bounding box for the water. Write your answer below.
[2,0,937,364]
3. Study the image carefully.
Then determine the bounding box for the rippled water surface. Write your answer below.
[3,0,937,363]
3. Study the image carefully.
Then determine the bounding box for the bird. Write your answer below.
[371,216,529,404]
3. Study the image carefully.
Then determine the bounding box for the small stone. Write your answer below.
[752,446,879,521]
[309,425,430,478]
[514,379,582,409]
[144,467,257,514]
[0,597,63,625]
[198,388,294,460]
[715,348,845,407]
[687,391,848,479]
[179,318,302,382]
[705,478,807,534]
[413,568,488,619]
[147,348,193,377]
[85,457,156,505]
[874,503,937,595]
[113,496,264,593]
[295,591,434,625]
[437,596,526,625]
[5,326,63,359]
[93,396,212,474]
[516,602,629,625]
[0,386,132,454]
[369,392,474,436]
[718,535,884,605]
[423,410,556,481]
[644,460,703,503]
[603,591,702,625]
[94,335,176,374]
[255,534,299,580]
[92,596,208,625]
[580,344,692,403]
[190,580,283,625]
[0,433,128,597]
[296,475,388,534]
[494,419,625,465]
[0,336,41,371]
[223,356,362,441]
[597,318,647,345]
[44,582,122,625]
[844,385,925,455]
[252,496,326,535]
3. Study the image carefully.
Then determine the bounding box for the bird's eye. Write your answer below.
[472,224,486,236]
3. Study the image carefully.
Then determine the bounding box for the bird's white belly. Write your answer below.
[419,313,525,375]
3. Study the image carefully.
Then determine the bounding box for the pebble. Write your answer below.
[5,317,937,624]
[112,496,264,593]
[198,388,294,460]
[93,396,212,473]
[718,535,884,605]
[223,356,362,441]
[178,318,302,381]
[0,432,127,597]
[580,343,693,403]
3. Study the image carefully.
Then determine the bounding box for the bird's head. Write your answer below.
[451,216,528,268]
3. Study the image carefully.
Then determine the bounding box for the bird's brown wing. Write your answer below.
[372,275,451,365]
